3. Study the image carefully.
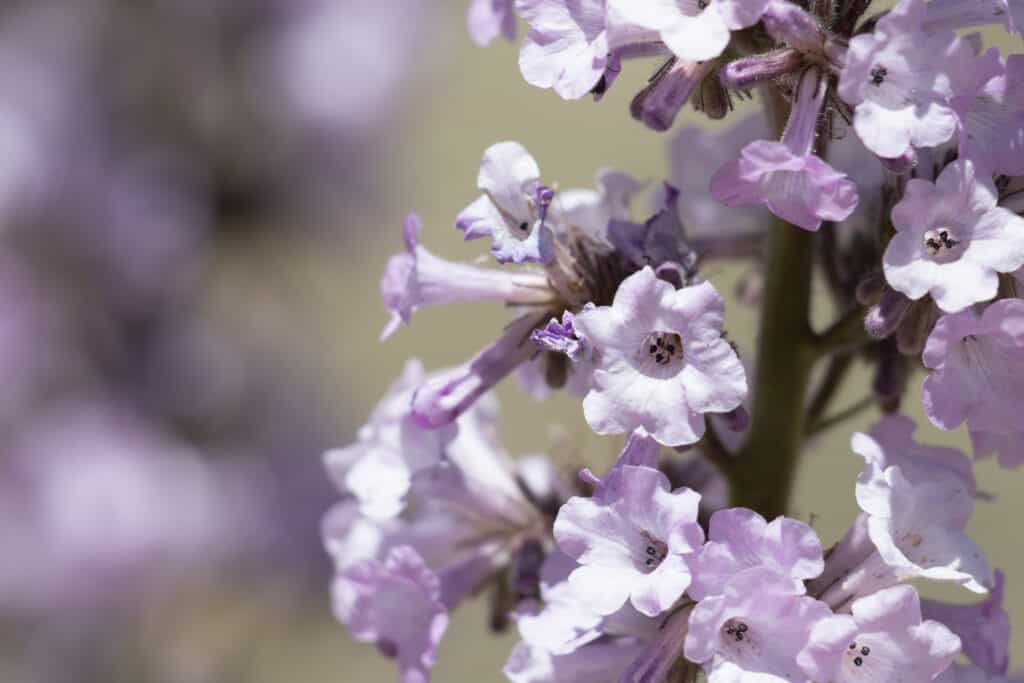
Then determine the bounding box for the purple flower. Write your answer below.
[578,426,660,503]
[684,567,833,682]
[340,546,449,683]
[852,426,993,594]
[553,465,704,617]
[323,359,453,520]
[711,69,859,232]
[687,507,824,601]
[557,169,645,244]
[630,58,715,132]
[924,0,1024,37]
[504,636,647,683]
[855,415,978,498]
[609,0,770,61]
[883,160,1024,313]
[467,0,517,46]
[922,299,1024,467]
[573,266,747,447]
[838,0,966,158]
[517,0,616,101]
[950,50,1024,177]
[411,312,548,428]
[326,386,552,608]
[532,308,591,362]
[922,571,1010,676]
[668,111,772,254]
[608,185,696,274]
[801,585,961,683]
[511,551,660,660]
[381,214,556,339]
[937,663,1018,683]
[456,141,553,264]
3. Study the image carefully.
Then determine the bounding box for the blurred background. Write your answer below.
[0,1,1019,682]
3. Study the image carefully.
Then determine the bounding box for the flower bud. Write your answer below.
[631,58,713,131]
[762,2,826,53]
[719,49,804,90]
[864,287,912,339]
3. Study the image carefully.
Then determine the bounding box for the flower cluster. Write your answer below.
[325,0,1024,681]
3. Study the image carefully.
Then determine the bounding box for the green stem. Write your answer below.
[729,220,816,518]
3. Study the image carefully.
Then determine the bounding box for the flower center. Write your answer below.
[640,530,668,572]
[722,619,751,643]
[923,227,961,261]
[642,332,684,366]
[870,65,888,86]
[847,641,871,668]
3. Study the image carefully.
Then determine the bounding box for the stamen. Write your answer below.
[847,640,871,668]
[639,530,668,571]
[641,332,684,366]
[723,619,751,643]
[870,65,888,86]
[924,227,960,259]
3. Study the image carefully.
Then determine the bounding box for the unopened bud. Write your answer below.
[631,58,713,131]
[721,405,750,433]
[864,287,911,339]
[895,301,939,356]
[695,70,730,120]
[855,271,886,306]
[720,49,804,90]
[762,2,826,52]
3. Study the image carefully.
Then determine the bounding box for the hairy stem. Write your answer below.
[729,220,815,518]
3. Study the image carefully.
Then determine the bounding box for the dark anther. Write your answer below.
[519,221,529,232]
[854,657,864,667]
[870,66,887,86]
[861,646,870,656]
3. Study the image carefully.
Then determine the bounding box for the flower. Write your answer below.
[883,160,1024,313]
[609,0,771,62]
[852,426,993,594]
[339,546,450,683]
[505,636,648,683]
[324,388,552,612]
[924,0,1024,38]
[517,0,617,101]
[456,141,555,264]
[411,312,550,428]
[950,50,1024,177]
[687,507,824,601]
[467,0,517,46]
[838,0,967,158]
[573,266,747,447]
[684,567,833,683]
[801,585,961,683]
[629,58,715,132]
[921,299,1024,467]
[668,111,772,252]
[711,69,859,231]
[578,426,661,503]
[323,359,454,520]
[553,464,704,617]
[922,571,1010,676]
[381,214,556,339]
